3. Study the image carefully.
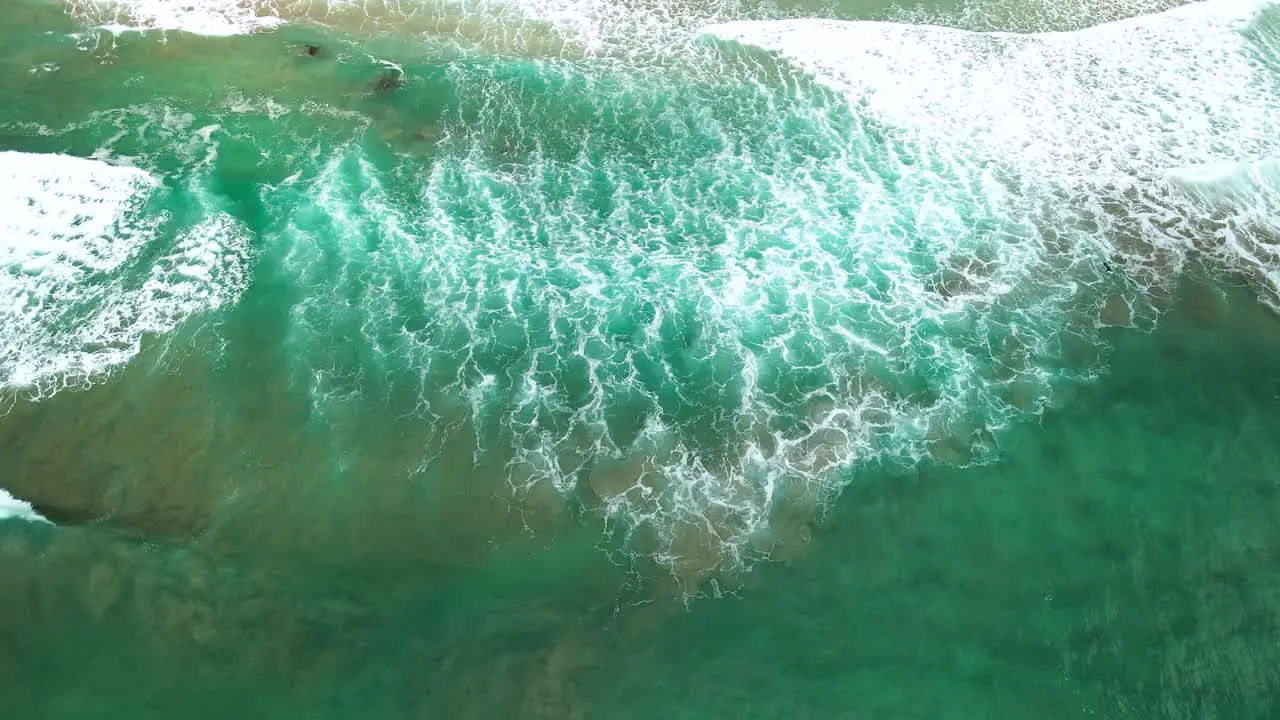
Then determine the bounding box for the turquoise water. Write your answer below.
[3,0,1280,716]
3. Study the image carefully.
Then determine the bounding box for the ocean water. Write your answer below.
[3,0,1280,716]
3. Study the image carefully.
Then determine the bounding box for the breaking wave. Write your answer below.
[0,148,251,405]
[247,0,1279,586]
[0,488,49,523]
[705,0,1280,301]
[18,0,1280,585]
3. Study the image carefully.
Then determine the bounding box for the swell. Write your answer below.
[704,0,1280,307]
[6,0,1278,590]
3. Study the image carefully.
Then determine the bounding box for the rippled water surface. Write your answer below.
[3,0,1280,716]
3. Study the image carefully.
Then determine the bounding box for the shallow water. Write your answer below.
[4,279,1280,719]
[3,0,1280,716]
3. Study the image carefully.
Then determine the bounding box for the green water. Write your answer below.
[3,0,1280,716]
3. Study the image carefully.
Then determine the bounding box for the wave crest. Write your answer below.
[0,150,251,405]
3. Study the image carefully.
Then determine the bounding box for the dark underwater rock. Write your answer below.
[373,69,404,93]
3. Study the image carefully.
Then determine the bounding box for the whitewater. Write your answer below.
[3,0,1278,588]
[0,488,48,522]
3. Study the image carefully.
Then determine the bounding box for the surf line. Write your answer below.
[0,488,51,524]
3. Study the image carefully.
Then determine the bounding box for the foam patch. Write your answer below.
[66,0,284,36]
[0,151,250,401]
[704,0,1280,180]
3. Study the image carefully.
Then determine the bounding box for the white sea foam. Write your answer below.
[58,0,1206,50]
[704,0,1280,179]
[68,0,284,36]
[1168,155,1280,306]
[705,0,1280,309]
[0,150,251,402]
[63,0,576,57]
[0,488,50,524]
[1168,156,1280,214]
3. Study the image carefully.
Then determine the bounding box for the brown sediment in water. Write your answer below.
[1002,377,1043,412]
[0,525,390,696]
[0,325,554,577]
[932,256,993,299]
[656,521,732,594]
[787,425,848,476]
[0,341,231,542]
[1181,275,1228,326]
[1100,293,1131,327]
[85,559,123,617]
[586,453,655,508]
[518,631,591,720]
[762,478,825,565]
[4,226,1280,713]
